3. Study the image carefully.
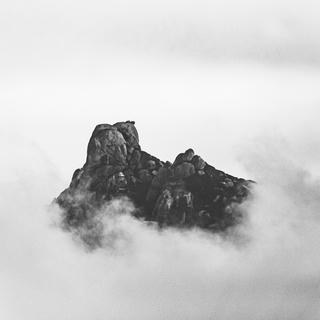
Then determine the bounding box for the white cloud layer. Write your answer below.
[1,132,320,320]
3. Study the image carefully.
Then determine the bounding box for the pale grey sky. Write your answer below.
[1,0,320,183]
[1,0,320,64]
[2,2,320,319]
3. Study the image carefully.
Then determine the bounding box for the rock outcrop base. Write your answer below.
[56,121,253,245]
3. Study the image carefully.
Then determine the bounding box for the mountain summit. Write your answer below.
[56,121,252,244]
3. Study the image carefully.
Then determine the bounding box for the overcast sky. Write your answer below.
[3,2,320,319]
[1,0,320,183]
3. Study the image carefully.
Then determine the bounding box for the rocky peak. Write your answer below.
[56,121,252,245]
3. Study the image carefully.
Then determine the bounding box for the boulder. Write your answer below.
[138,169,153,184]
[192,155,206,170]
[86,126,127,166]
[173,148,195,166]
[147,160,156,170]
[174,162,196,179]
[114,121,139,150]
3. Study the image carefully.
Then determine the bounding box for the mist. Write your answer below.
[2,0,320,318]
[1,132,320,320]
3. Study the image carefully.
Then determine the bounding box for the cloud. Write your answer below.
[1,134,320,319]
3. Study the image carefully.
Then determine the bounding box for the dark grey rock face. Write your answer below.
[56,121,252,238]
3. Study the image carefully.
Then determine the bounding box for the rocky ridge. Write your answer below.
[56,121,252,245]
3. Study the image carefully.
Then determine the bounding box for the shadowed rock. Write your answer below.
[56,121,253,242]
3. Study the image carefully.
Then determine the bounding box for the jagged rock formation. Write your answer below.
[56,121,252,241]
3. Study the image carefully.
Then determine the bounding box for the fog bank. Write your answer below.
[1,135,320,320]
